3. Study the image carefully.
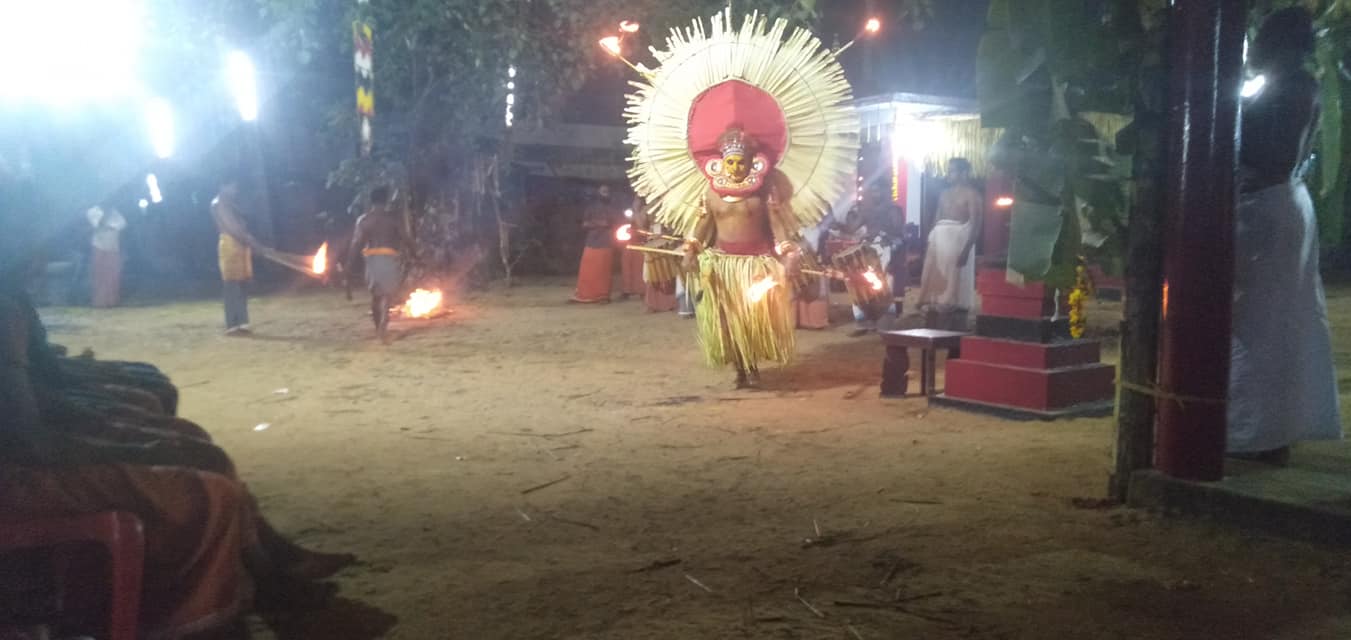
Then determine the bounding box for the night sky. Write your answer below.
[564,0,990,125]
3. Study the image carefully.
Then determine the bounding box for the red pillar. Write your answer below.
[1154,0,1245,481]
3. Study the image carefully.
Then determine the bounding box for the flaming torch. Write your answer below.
[403,288,444,319]
[862,267,885,291]
[311,242,329,275]
[746,276,779,303]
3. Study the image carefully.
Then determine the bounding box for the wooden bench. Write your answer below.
[879,329,969,398]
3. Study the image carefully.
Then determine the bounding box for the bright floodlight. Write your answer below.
[865,18,882,34]
[508,66,517,78]
[227,51,259,122]
[1241,74,1266,98]
[146,98,175,159]
[1,0,143,104]
[994,196,1015,208]
[146,173,163,204]
[891,111,942,164]
[138,198,149,209]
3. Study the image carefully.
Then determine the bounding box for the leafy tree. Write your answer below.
[978,0,1349,287]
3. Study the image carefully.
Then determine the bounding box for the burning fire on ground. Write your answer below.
[401,288,445,319]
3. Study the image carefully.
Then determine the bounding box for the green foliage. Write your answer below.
[980,0,1351,285]
[977,0,1154,288]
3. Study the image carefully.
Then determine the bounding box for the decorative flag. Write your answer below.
[353,21,374,156]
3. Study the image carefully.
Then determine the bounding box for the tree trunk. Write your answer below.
[1110,122,1165,501]
[1109,15,1169,502]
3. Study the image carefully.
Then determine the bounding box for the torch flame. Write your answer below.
[615,223,633,242]
[746,276,779,303]
[619,20,640,33]
[311,242,328,275]
[863,267,884,291]
[403,288,444,319]
[599,36,622,56]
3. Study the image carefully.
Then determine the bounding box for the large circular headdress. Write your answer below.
[625,10,860,236]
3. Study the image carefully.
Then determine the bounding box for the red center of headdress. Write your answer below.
[687,80,788,168]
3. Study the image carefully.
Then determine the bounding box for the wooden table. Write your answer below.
[879,329,969,398]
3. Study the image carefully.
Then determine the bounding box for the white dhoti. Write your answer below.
[917,219,975,312]
[1228,181,1343,453]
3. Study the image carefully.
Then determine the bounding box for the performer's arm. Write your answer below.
[346,215,367,300]
[682,198,714,271]
[766,186,803,278]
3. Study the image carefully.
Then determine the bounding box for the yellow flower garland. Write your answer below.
[1068,260,1091,339]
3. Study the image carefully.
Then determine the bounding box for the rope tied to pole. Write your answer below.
[1117,379,1226,410]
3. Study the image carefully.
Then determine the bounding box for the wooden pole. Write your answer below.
[1109,20,1168,501]
[1154,0,1245,482]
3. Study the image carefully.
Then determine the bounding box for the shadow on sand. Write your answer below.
[258,597,398,640]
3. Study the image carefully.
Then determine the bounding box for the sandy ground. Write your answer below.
[40,278,1351,640]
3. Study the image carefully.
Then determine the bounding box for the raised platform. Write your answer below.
[1128,441,1351,547]
[944,359,1116,412]
[931,393,1114,421]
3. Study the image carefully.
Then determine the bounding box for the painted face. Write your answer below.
[723,154,749,182]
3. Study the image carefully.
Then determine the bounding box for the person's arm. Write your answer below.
[958,190,983,267]
[683,197,714,272]
[766,184,802,278]
[345,216,367,300]
[213,204,263,251]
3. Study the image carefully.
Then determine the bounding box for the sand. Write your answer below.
[40,279,1351,640]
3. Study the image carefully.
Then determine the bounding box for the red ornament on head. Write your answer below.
[688,80,788,197]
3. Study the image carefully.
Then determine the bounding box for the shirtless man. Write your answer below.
[682,127,802,388]
[347,186,413,342]
[211,177,262,335]
[917,158,982,328]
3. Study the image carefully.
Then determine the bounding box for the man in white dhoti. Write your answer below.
[917,158,981,328]
[1228,7,1342,464]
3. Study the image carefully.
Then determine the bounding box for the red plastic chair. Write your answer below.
[0,512,144,640]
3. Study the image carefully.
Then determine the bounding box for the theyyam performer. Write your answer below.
[623,10,859,388]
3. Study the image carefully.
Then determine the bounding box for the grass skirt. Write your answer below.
[693,251,795,369]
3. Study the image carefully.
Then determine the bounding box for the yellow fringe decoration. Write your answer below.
[692,252,796,369]
[907,112,1131,178]
[625,9,860,238]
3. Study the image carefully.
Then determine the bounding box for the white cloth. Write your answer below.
[86,206,126,252]
[1228,181,1342,452]
[916,219,974,312]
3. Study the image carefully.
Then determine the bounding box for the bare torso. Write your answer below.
[705,188,772,249]
[936,184,981,224]
[356,211,405,251]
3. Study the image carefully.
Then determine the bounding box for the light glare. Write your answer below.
[146,98,175,159]
[146,173,163,204]
[0,0,143,104]
[227,51,259,122]
[1241,74,1266,98]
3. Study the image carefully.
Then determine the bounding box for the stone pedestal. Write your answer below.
[934,268,1115,419]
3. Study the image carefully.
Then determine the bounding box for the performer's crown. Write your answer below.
[718,127,751,158]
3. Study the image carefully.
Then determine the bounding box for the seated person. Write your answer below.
[1,247,352,639]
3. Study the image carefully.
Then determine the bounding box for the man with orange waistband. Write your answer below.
[348,186,412,342]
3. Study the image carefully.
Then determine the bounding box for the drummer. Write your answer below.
[831,198,898,336]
